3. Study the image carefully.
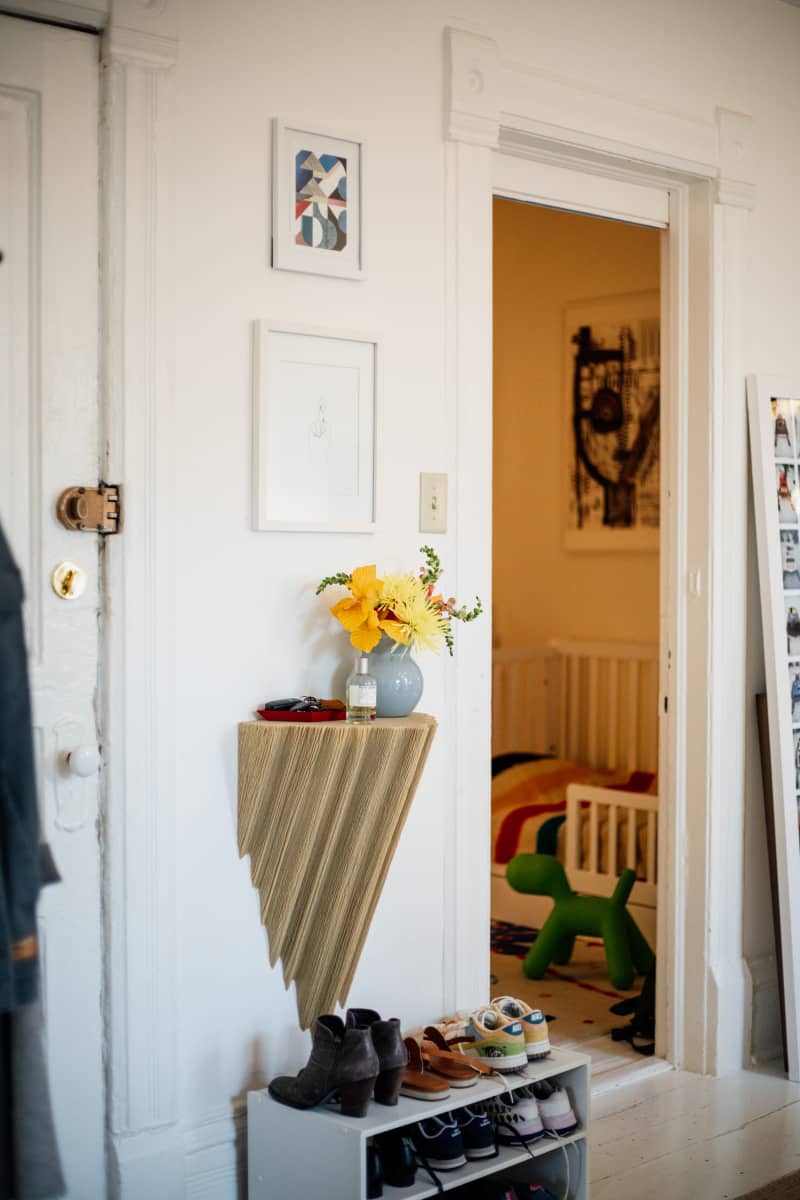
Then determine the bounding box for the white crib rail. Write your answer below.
[492,645,559,757]
[565,782,659,909]
[492,639,659,771]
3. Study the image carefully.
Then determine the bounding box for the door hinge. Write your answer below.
[56,483,122,534]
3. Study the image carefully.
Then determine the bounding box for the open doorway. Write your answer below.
[489,199,662,1083]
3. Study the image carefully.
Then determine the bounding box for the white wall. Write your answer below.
[113,0,800,1188]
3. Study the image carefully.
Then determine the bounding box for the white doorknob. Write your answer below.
[66,745,100,778]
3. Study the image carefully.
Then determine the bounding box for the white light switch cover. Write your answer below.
[419,473,447,533]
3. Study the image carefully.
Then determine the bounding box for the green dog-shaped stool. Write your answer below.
[506,853,655,990]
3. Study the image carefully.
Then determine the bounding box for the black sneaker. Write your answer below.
[453,1105,497,1159]
[411,1115,467,1170]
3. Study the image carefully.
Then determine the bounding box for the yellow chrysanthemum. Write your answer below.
[376,574,449,653]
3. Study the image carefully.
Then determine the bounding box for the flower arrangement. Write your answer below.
[316,545,482,655]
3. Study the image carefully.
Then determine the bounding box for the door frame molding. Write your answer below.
[444,27,755,1074]
[101,17,182,1194]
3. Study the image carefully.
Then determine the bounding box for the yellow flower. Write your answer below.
[330,564,384,651]
[376,574,449,653]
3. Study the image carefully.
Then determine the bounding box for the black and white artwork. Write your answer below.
[565,291,660,551]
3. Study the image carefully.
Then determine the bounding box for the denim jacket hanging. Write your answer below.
[0,523,41,1014]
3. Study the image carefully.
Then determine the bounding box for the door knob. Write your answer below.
[66,745,100,778]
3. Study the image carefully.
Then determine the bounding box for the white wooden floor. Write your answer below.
[591,1061,800,1199]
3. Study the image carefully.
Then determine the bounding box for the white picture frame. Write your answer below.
[272,118,365,280]
[563,291,660,552]
[748,373,800,1082]
[253,322,377,533]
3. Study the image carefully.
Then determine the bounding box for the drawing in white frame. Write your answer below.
[253,323,377,533]
[748,373,800,1081]
[272,119,365,280]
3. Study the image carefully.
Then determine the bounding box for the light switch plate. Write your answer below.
[419,473,447,533]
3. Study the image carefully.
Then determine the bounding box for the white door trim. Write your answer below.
[101,19,181,1194]
[444,26,755,1075]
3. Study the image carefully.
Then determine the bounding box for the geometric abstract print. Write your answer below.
[295,149,347,252]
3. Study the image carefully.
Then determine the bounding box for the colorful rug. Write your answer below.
[490,919,639,1046]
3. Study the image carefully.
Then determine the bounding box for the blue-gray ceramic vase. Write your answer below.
[369,639,423,718]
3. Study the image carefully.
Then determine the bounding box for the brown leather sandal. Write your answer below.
[422,1025,495,1076]
[398,1037,451,1101]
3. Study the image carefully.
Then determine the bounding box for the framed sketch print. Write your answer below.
[253,322,377,533]
[272,119,365,280]
[564,291,660,552]
[748,373,800,1081]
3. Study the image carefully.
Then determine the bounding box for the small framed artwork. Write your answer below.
[272,119,365,280]
[253,322,377,533]
[748,374,800,1081]
[564,291,660,552]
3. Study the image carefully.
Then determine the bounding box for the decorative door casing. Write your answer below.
[444,26,756,1077]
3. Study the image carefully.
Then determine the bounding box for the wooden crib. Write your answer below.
[491,639,660,942]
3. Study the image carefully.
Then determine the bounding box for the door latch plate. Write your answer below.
[56,484,122,534]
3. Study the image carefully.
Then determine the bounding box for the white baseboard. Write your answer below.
[110,1104,246,1199]
[744,952,783,1065]
[110,1125,184,1200]
[184,1104,246,1199]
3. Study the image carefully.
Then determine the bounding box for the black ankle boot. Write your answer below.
[375,1130,416,1188]
[346,1008,408,1105]
[366,1142,383,1198]
[268,1014,379,1117]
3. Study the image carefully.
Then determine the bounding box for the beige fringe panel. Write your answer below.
[238,714,437,1028]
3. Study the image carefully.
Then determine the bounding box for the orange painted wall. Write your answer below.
[493,199,661,649]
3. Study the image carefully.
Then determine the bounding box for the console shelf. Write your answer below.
[238,714,437,1027]
[248,1045,590,1199]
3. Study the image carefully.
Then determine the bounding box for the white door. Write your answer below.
[0,16,105,1196]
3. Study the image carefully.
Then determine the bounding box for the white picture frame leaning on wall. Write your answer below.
[748,373,800,1082]
[253,322,377,533]
[272,119,365,280]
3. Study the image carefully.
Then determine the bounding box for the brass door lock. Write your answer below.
[56,484,122,534]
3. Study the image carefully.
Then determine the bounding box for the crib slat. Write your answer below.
[627,804,637,871]
[589,802,599,874]
[565,789,579,872]
[627,663,639,772]
[569,655,580,761]
[558,653,569,760]
[588,657,599,766]
[608,801,618,877]
[607,658,619,770]
[647,810,657,883]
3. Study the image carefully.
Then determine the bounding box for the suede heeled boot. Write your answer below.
[346,1008,408,1105]
[268,1014,379,1117]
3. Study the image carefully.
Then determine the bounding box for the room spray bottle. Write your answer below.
[346,654,377,723]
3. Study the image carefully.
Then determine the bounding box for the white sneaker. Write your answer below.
[531,1081,578,1133]
[491,996,551,1060]
[459,1005,529,1072]
[481,1086,544,1143]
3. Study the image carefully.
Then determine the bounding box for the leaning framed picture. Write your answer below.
[253,322,377,533]
[748,373,800,1081]
[564,291,660,552]
[272,119,365,280]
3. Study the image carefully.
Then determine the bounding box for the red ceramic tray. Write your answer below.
[255,708,346,723]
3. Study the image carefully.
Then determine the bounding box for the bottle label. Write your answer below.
[348,682,376,707]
